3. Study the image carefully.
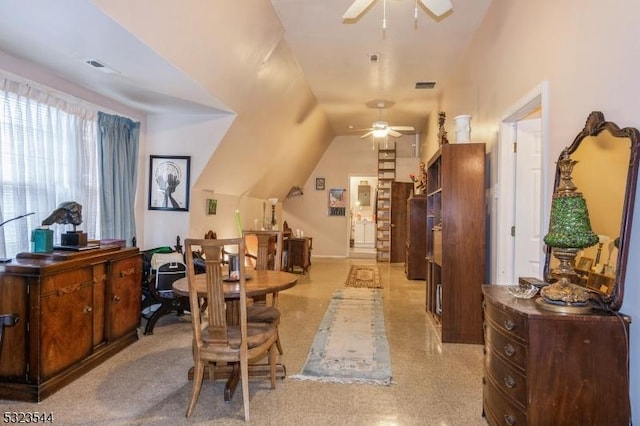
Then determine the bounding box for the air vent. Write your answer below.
[84,59,120,74]
[369,53,380,64]
[415,81,437,89]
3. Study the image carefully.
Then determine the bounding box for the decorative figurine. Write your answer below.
[438,111,449,146]
[42,201,87,246]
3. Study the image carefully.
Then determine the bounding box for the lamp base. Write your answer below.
[535,294,593,314]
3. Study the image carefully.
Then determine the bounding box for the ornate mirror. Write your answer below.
[543,111,640,311]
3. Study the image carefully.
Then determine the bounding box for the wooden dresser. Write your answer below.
[0,246,142,401]
[482,285,631,425]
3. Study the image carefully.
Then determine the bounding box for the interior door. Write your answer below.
[514,118,543,278]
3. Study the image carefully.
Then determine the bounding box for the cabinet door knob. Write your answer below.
[504,319,516,330]
[112,295,121,303]
[504,413,516,425]
[503,375,516,389]
[503,343,516,357]
[83,305,92,314]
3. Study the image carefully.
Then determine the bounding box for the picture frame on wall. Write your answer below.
[148,155,191,211]
[206,198,217,215]
[315,177,325,191]
[328,188,346,216]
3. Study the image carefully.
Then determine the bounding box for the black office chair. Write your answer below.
[141,253,189,335]
[0,314,19,356]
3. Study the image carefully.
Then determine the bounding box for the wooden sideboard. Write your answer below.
[0,246,142,401]
[482,285,631,425]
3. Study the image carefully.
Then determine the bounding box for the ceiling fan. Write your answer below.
[343,0,453,20]
[358,120,414,139]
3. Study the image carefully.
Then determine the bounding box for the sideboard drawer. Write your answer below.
[484,300,526,342]
[485,347,527,407]
[484,376,527,426]
[485,323,527,372]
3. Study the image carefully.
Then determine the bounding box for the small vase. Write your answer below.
[454,115,472,143]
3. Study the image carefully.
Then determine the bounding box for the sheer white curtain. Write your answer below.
[0,77,100,258]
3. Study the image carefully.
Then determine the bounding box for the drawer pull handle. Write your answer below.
[503,344,516,357]
[504,319,516,330]
[504,413,516,425]
[83,305,92,314]
[503,375,516,389]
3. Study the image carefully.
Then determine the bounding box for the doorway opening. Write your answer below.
[495,82,549,284]
[348,175,377,259]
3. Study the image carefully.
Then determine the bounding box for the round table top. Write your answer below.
[172,269,298,299]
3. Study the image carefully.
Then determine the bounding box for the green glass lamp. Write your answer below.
[538,149,598,313]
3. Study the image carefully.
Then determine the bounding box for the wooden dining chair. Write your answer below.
[242,230,286,354]
[184,238,277,421]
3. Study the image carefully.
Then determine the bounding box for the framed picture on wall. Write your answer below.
[148,155,191,211]
[328,188,346,216]
[316,177,325,191]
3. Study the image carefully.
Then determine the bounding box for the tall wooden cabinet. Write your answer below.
[482,285,631,425]
[0,246,142,401]
[405,194,426,279]
[390,181,413,263]
[426,143,485,344]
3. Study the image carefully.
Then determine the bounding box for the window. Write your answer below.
[0,77,100,258]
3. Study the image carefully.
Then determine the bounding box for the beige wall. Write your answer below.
[436,0,640,416]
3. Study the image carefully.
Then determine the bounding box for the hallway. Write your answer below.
[0,258,486,425]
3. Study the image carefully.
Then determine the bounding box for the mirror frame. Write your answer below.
[543,111,640,311]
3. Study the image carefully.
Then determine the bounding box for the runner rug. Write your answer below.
[290,288,392,385]
[344,264,382,288]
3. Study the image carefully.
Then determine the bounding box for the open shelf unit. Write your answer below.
[425,143,486,344]
[376,139,396,262]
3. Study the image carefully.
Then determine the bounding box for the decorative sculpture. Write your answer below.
[42,201,87,246]
[438,112,449,146]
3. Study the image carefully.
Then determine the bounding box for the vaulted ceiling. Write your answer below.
[0,0,492,135]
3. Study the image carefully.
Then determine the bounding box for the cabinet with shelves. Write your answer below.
[425,143,485,344]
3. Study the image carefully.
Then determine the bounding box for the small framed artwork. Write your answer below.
[206,199,217,215]
[315,177,325,191]
[576,257,593,272]
[148,155,191,211]
[328,188,346,216]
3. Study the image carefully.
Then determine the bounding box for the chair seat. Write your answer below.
[247,305,281,323]
[204,322,276,350]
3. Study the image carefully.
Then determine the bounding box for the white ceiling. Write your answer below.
[0,0,492,135]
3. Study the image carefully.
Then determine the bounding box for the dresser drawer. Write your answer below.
[484,300,526,342]
[485,347,527,407]
[483,376,527,426]
[485,323,527,371]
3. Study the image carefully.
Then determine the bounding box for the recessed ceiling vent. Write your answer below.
[84,59,120,74]
[369,53,380,64]
[415,81,437,89]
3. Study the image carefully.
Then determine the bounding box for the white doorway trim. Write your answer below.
[495,81,550,284]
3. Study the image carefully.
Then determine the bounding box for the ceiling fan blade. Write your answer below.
[390,126,415,132]
[343,0,376,20]
[360,131,374,139]
[419,0,453,17]
[387,129,402,138]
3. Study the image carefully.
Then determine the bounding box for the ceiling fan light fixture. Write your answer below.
[373,128,388,138]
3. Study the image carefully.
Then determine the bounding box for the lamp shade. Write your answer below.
[543,149,598,249]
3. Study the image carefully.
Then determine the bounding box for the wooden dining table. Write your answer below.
[172,269,297,401]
